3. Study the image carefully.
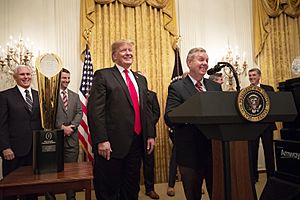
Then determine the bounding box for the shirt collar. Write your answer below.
[17,85,32,94]
[251,83,260,87]
[60,88,68,94]
[116,64,132,74]
[188,74,204,86]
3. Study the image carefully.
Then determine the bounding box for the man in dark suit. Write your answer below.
[0,65,42,200]
[87,39,155,200]
[248,68,277,183]
[165,47,222,200]
[46,68,83,200]
[143,90,160,199]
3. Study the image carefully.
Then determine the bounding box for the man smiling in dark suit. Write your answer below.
[165,47,222,200]
[248,67,277,183]
[87,39,155,200]
[0,65,42,200]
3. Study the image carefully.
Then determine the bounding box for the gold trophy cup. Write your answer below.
[33,53,64,174]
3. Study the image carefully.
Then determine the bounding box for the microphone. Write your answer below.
[207,61,241,91]
[207,63,224,75]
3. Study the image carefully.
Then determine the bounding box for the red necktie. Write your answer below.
[195,81,204,92]
[124,69,141,134]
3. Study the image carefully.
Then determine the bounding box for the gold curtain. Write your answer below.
[253,0,300,138]
[253,0,300,87]
[80,0,178,183]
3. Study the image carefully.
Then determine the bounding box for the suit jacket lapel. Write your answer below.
[111,66,134,108]
[58,92,67,114]
[67,92,73,114]
[13,86,32,113]
[203,78,214,91]
[183,76,198,96]
[31,90,39,113]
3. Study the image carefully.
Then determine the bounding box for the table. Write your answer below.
[0,162,93,200]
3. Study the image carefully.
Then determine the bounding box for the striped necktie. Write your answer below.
[195,81,204,92]
[62,90,68,111]
[25,89,33,112]
[123,69,141,135]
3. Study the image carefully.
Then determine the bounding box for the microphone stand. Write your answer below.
[214,62,241,200]
[216,62,240,92]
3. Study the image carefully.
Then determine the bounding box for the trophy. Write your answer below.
[32,53,64,174]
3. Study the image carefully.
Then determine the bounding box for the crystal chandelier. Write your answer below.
[221,46,247,91]
[292,56,300,75]
[0,36,35,75]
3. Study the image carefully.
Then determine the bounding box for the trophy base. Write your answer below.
[33,129,64,174]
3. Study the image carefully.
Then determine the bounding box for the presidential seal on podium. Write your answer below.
[237,85,271,122]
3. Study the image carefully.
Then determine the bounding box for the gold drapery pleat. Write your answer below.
[253,0,300,86]
[81,0,177,55]
[95,0,168,8]
[80,0,178,183]
[253,0,300,138]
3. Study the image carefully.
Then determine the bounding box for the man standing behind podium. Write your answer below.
[46,68,83,200]
[87,39,155,200]
[0,65,42,200]
[248,68,277,183]
[165,47,222,200]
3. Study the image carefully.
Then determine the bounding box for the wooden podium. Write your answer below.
[168,91,297,200]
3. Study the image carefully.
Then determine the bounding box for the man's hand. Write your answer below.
[147,138,155,154]
[98,141,112,160]
[3,148,15,160]
[62,124,75,136]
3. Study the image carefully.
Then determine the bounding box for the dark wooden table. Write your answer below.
[0,162,93,200]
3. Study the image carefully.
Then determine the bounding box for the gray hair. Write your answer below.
[186,47,206,65]
[13,65,32,78]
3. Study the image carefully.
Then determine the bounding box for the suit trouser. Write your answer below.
[249,129,275,182]
[93,134,143,200]
[142,150,155,192]
[179,163,213,200]
[168,132,177,188]
[178,150,213,200]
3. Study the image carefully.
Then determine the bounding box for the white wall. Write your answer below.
[177,0,253,89]
[0,0,81,91]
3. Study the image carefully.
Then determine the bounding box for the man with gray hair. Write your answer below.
[0,65,42,199]
[165,47,222,200]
